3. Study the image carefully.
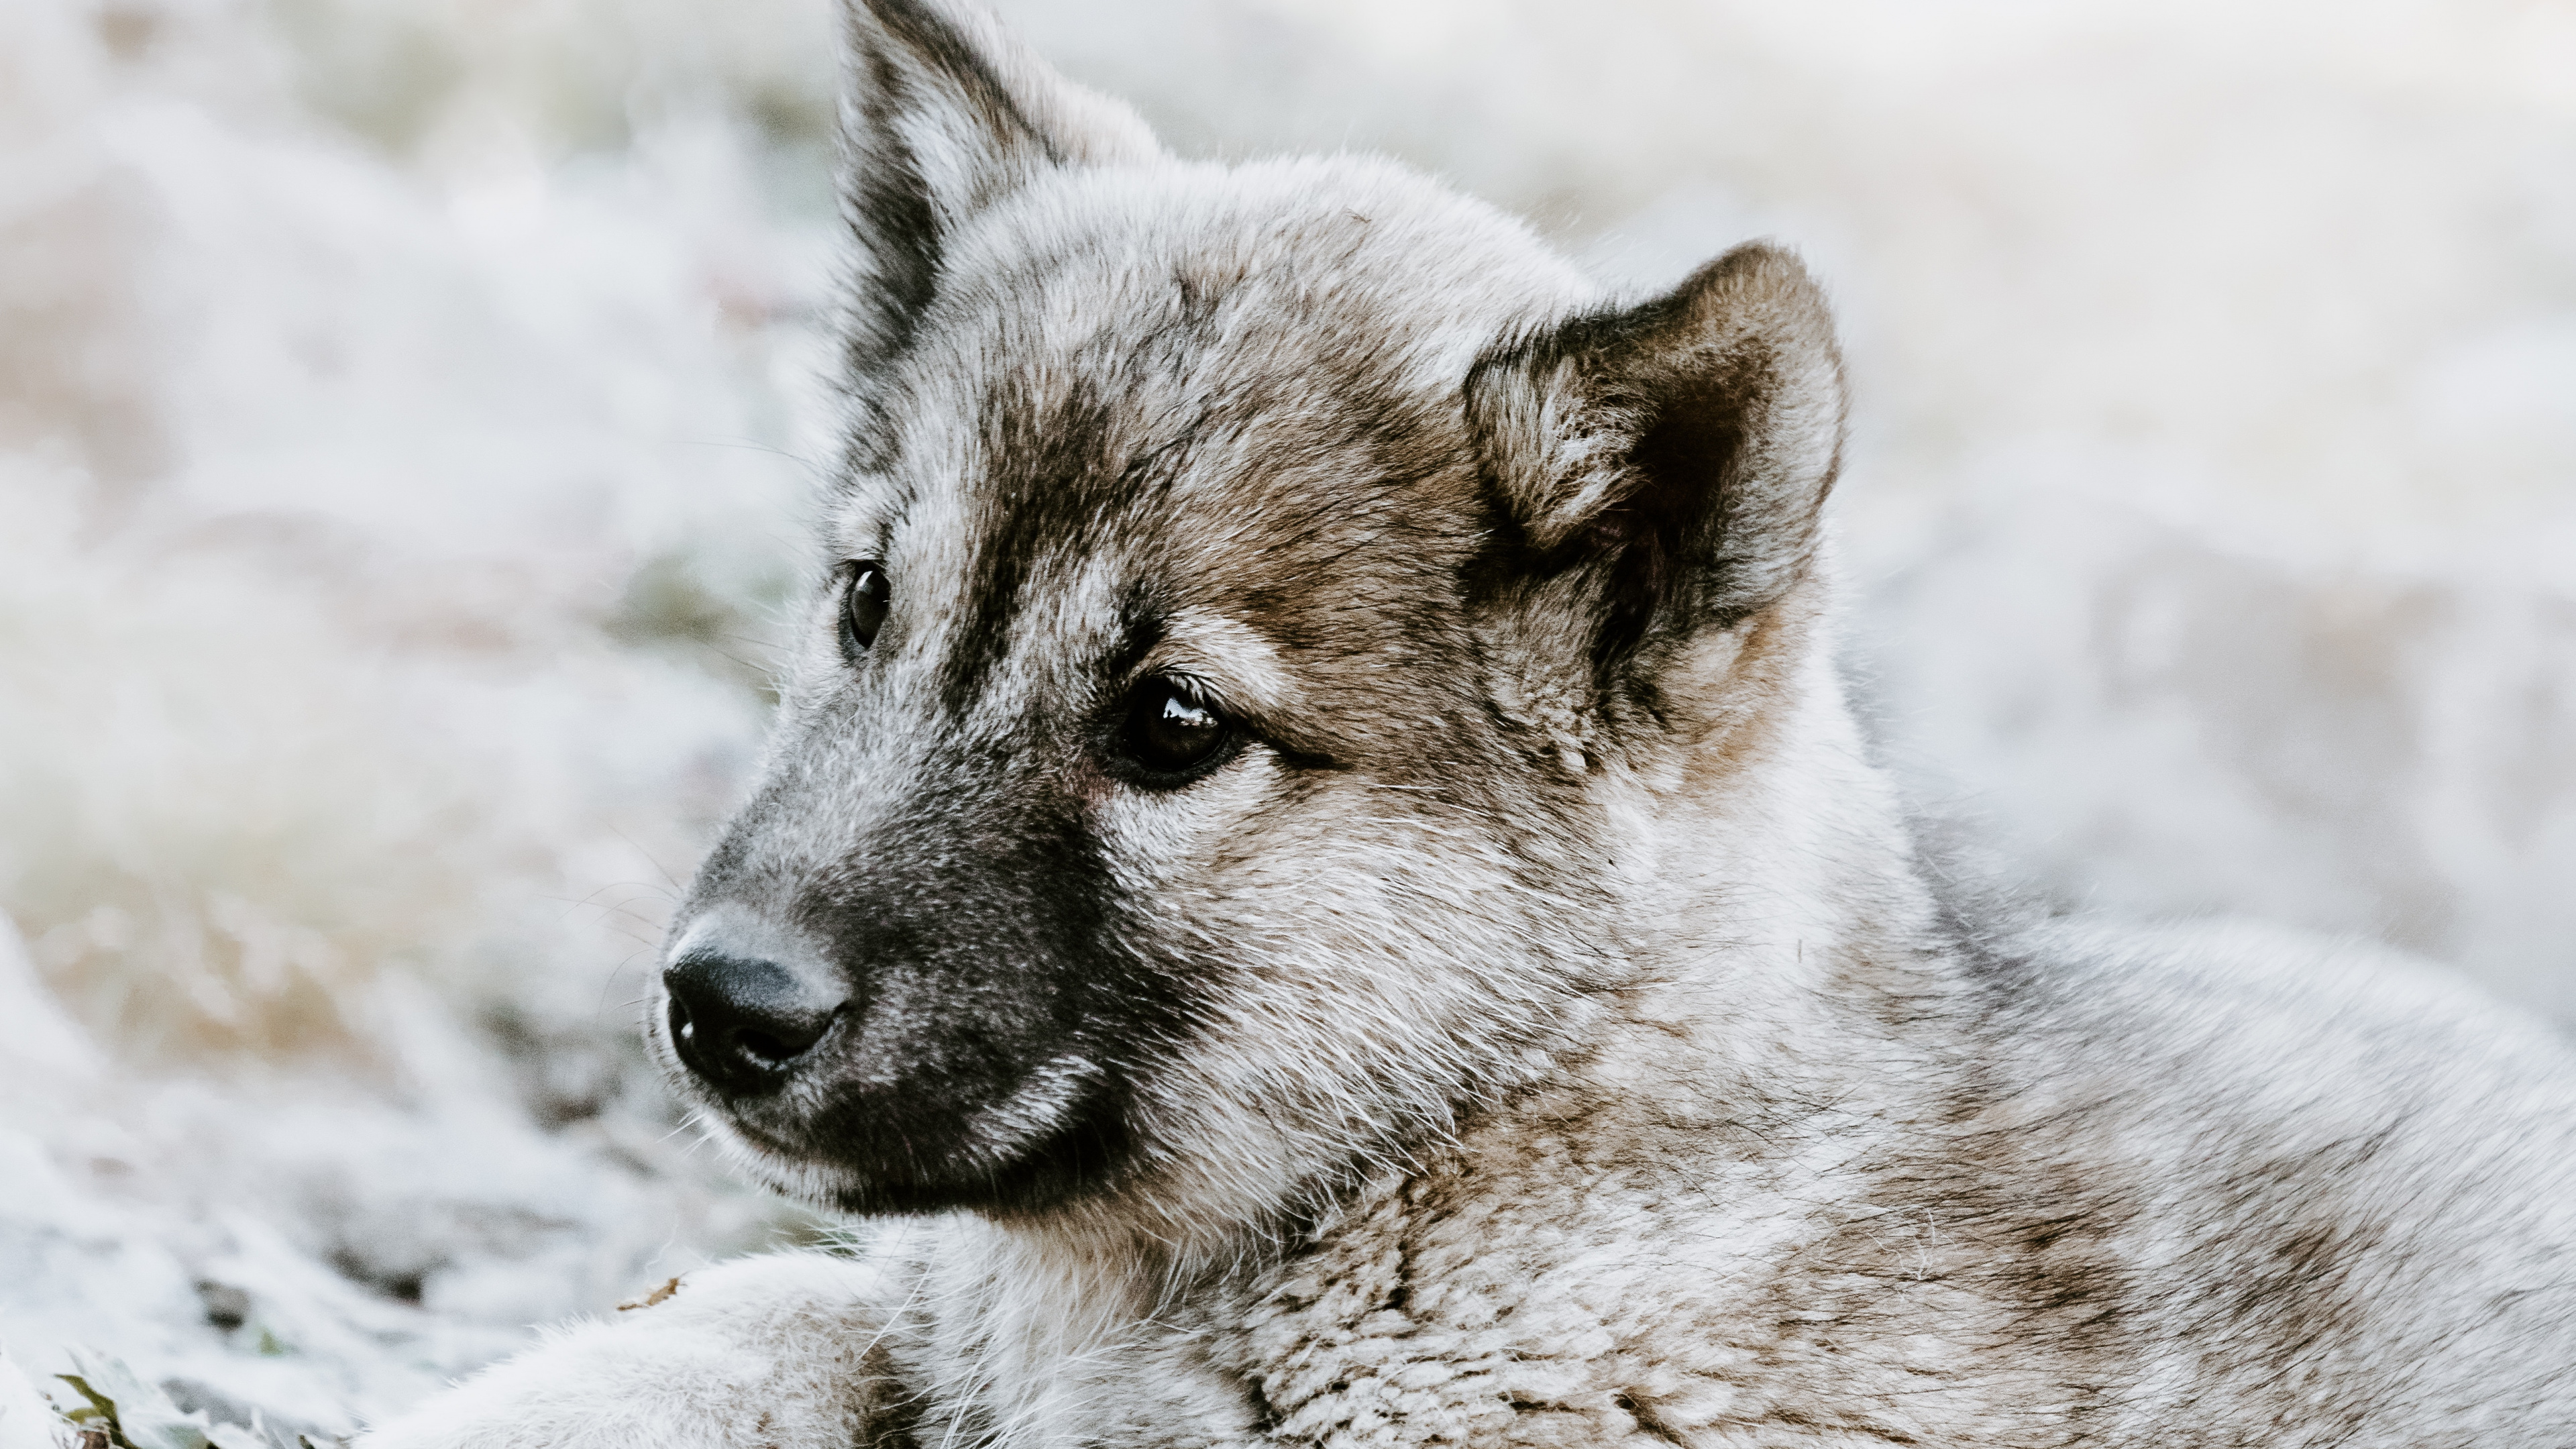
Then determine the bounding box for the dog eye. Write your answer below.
[1119,677,1231,780]
[838,561,890,659]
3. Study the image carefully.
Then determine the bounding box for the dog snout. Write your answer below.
[663,950,847,1097]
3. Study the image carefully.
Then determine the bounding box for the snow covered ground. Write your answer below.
[1,0,2569,1440]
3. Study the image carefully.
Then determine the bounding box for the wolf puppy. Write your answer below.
[366,2,2576,1444]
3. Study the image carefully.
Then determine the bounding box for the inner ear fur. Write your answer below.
[1466,243,1847,669]
[839,0,1163,384]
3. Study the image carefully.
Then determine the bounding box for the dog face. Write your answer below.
[652,0,1845,1240]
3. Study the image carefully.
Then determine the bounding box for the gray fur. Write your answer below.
[361,2,2576,1444]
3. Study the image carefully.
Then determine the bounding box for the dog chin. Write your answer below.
[694,1114,879,1210]
[685,1067,1138,1217]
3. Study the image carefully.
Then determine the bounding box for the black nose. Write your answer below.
[662,951,845,1096]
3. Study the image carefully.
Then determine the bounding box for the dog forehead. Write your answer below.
[839,156,1595,618]
[955,154,1585,388]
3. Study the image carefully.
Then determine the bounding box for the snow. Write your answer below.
[0,0,2567,1439]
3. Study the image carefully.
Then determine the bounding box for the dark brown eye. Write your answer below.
[839,561,889,659]
[1120,677,1231,780]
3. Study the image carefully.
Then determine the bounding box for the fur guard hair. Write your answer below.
[362,1,2576,1444]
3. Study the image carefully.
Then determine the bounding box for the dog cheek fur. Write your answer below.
[1080,702,1623,1248]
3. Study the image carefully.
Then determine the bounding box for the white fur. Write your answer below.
[358,1254,902,1449]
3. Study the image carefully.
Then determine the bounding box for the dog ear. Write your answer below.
[839,0,1162,380]
[1467,243,1846,669]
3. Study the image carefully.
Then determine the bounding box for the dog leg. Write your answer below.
[356,1250,916,1449]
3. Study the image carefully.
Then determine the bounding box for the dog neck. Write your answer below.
[1609,572,1944,986]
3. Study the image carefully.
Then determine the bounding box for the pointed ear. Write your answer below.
[1467,243,1846,667]
[839,0,1162,378]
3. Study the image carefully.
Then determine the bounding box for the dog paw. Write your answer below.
[357,1252,908,1449]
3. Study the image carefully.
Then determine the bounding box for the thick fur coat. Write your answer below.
[364,1,2576,1444]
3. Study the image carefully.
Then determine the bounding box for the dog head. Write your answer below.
[653,0,1845,1245]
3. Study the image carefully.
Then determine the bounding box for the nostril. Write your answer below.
[660,950,846,1096]
[732,1023,816,1069]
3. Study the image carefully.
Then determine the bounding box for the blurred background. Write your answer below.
[1,0,2570,1440]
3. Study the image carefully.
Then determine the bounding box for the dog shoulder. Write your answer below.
[1968,916,2576,1431]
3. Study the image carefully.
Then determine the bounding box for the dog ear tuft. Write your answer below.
[1468,243,1846,665]
[839,0,1163,382]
